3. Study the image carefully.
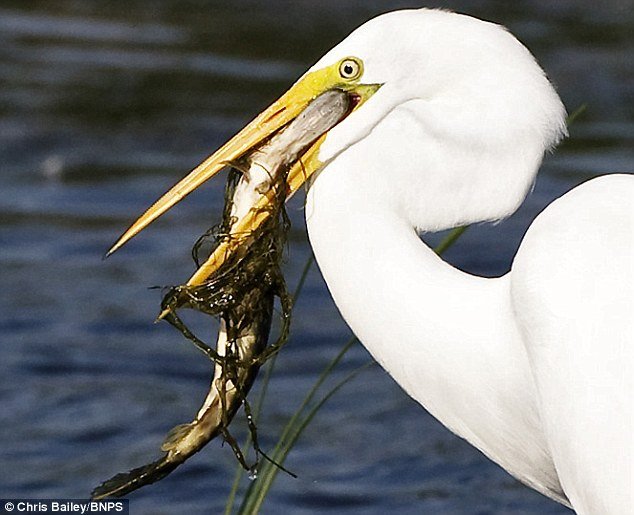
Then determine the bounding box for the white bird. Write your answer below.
[109,8,633,514]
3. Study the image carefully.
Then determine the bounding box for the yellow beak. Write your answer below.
[108,60,379,302]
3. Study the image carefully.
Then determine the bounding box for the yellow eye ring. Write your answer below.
[339,58,362,80]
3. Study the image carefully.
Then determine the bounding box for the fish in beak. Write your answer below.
[107,59,380,298]
[93,65,379,499]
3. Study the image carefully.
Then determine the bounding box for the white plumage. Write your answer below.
[303,9,632,514]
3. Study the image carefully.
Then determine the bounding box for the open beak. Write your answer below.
[108,62,379,295]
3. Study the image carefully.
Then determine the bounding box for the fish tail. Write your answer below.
[91,454,179,499]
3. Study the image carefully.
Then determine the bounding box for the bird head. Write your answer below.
[107,8,567,283]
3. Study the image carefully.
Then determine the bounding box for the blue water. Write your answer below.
[1,1,631,513]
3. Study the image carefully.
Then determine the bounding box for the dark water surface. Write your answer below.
[1,1,631,513]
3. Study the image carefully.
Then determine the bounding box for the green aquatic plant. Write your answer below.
[159,165,293,472]
[92,163,295,499]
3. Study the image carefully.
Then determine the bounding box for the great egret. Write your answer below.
[108,8,633,514]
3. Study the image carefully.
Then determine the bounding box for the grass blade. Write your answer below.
[434,226,468,256]
[237,336,360,513]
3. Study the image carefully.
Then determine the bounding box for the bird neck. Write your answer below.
[305,171,559,496]
[307,188,519,427]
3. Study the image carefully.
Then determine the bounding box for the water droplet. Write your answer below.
[248,467,258,481]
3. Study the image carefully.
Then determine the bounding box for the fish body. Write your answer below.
[92,90,350,499]
[92,164,283,499]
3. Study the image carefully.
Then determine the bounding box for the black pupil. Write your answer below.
[344,64,354,76]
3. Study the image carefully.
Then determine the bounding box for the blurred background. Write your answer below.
[0,1,631,513]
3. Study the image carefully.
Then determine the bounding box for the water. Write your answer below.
[0,1,631,513]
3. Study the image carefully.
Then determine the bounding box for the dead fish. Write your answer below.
[92,89,351,499]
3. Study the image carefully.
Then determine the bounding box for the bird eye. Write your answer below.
[339,58,362,80]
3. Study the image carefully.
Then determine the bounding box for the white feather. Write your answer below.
[303,8,632,513]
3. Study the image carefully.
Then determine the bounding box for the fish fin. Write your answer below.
[161,422,196,451]
[91,455,178,499]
